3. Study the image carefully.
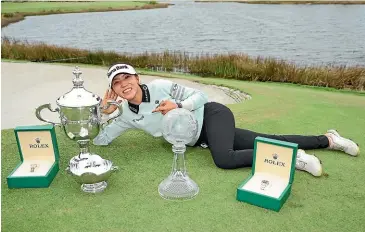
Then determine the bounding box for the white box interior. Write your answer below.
[241,172,289,199]
[11,130,56,177]
[11,160,54,177]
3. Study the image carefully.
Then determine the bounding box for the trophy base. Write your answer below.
[158,171,199,201]
[81,181,107,193]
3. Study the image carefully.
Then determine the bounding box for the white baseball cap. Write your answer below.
[107,63,137,88]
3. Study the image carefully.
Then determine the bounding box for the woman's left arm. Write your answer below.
[161,79,209,111]
[151,79,209,115]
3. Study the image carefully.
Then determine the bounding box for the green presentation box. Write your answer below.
[237,136,298,212]
[7,124,60,188]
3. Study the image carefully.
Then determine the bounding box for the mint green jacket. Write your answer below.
[93,79,208,146]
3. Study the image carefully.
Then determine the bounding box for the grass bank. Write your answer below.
[2,69,365,232]
[2,37,365,91]
[1,1,169,28]
[195,0,365,4]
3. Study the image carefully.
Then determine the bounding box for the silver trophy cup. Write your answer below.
[35,66,121,193]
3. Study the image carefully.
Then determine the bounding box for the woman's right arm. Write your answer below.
[93,116,132,146]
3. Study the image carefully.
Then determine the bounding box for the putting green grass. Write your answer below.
[1,1,148,14]
[2,73,365,232]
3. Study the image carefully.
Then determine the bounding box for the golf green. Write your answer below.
[2,75,365,232]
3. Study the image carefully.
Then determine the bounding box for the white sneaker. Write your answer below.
[326,129,360,156]
[296,149,323,177]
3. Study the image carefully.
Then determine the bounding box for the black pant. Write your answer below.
[194,102,329,169]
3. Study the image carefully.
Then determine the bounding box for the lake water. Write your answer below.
[2,2,365,66]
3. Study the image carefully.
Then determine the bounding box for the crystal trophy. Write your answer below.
[158,108,200,200]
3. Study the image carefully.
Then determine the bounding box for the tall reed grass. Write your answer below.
[2,37,364,91]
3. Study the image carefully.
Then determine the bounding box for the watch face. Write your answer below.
[260,180,270,190]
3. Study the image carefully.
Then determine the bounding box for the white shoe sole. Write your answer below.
[327,129,360,156]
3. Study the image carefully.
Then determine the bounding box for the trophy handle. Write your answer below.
[100,101,123,126]
[35,103,60,125]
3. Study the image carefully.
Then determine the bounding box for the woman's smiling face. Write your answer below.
[111,74,140,100]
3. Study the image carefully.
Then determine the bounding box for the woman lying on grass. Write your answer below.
[93,63,360,177]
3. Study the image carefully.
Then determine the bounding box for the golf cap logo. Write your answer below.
[107,65,129,78]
